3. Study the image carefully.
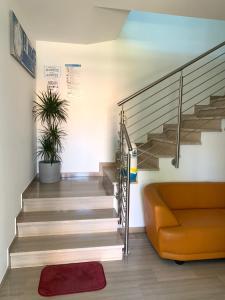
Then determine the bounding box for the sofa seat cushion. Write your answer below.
[159,209,225,255]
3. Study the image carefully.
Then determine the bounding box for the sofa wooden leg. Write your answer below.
[174,260,184,265]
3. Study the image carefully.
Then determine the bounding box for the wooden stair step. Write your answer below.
[182,114,224,120]
[182,117,222,130]
[17,209,119,237]
[210,96,225,106]
[163,123,222,132]
[23,177,108,199]
[149,139,175,155]
[137,152,159,170]
[136,144,159,170]
[149,135,201,145]
[195,106,225,117]
[163,125,201,143]
[138,142,175,158]
[195,104,225,110]
[10,232,123,268]
[138,161,159,171]
[23,195,114,212]
[147,145,175,158]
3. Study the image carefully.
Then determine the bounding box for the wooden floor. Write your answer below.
[1,233,225,300]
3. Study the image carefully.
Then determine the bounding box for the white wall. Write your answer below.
[0,0,36,283]
[36,40,192,172]
[37,12,225,173]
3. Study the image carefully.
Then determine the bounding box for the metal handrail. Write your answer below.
[117,112,132,256]
[117,40,225,257]
[118,41,225,106]
[121,124,133,152]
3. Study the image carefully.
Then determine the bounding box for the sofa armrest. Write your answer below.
[144,185,179,232]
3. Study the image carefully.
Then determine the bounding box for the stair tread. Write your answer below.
[210,96,225,100]
[23,177,108,199]
[149,136,201,145]
[10,232,123,254]
[103,166,117,184]
[148,147,174,158]
[196,104,225,110]
[138,145,174,158]
[138,164,159,171]
[164,124,221,132]
[137,151,159,170]
[17,209,118,224]
[182,114,224,120]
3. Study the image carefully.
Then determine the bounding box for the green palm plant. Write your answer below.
[33,90,68,164]
[33,90,68,125]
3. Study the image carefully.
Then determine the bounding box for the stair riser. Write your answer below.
[150,141,176,153]
[196,108,225,117]
[102,175,114,196]
[182,119,222,130]
[210,99,225,107]
[17,219,119,237]
[165,130,201,143]
[137,151,159,169]
[23,196,114,212]
[147,133,164,141]
[10,246,123,268]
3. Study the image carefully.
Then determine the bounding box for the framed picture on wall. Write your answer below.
[10,11,36,78]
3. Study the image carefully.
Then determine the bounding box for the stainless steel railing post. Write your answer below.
[118,107,124,224]
[124,150,131,256]
[174,71,184,168]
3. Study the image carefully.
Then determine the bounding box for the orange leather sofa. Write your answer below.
[143,182,225,262]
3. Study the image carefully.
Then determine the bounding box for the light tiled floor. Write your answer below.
[1,234,225,300]
[23,177,110,198]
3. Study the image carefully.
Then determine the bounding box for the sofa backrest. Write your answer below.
[152,182,225,209]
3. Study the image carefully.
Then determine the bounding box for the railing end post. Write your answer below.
[171,157,179,168]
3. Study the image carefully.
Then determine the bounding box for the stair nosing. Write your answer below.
[23,195,113,200]
[17,208,118,224]
[17,218,119,226]
[10,244,123,256]
[10,232,123,254]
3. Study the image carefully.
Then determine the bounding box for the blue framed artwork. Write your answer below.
[10,11,36,78]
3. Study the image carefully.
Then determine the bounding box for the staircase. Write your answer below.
[117,41,225,254]
[137,95,225,170]
[9,178,123,269]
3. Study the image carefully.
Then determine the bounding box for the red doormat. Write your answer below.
[38,262,106,297]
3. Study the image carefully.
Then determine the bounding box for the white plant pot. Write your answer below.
[39,161,61,183]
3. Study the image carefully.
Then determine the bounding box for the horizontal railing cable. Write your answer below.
[184,60,225,87]
[118,41,225,106]
[125,79,179,112]
[127,97,179,129]
[136,84,225,159]
[127,88,179,120]
[184,51,225,78]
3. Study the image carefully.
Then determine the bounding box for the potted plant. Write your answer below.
[33,90,68,183]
